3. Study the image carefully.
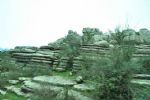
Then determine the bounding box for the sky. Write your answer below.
[0,0,150,48]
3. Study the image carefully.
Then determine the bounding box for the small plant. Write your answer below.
[30,83,75,100]
[20,62,51,77]
[30,83,58,100]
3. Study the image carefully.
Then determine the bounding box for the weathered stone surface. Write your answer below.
[73,84,95,91]
[14,46,38,50]
[6,86,29,97]
[8,80,19,85]
[33,76,77,87]
[131,79,150,86]
[18,77,31,82]
[75,76,83,84]
[10,48,36,53]
[23,80,92,100]
[133,74,150,80]
[12,53,54,58]
[10,45,61,68]
[23,80,63,92]
[0,89,6,95]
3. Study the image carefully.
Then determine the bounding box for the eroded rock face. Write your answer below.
[33,76,77,87]
[9,28,150,73]
[10,46,60,67]
[21,76,92,100]
[5,86,29,97]
[8,80,19,85]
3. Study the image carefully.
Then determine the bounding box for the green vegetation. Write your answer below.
[59,30,81,69]
[0,92,27,100]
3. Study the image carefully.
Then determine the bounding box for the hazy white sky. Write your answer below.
[0,0,150,48]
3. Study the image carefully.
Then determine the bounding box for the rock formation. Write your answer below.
[9,28,150,73]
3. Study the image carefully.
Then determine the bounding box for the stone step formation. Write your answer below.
[9,43,150,72]
[72,44,150,72]
[9,45,69,71]
[9,28,150,73]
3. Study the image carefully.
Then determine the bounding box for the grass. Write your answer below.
[0,91,27,100]
[132,84,150,100]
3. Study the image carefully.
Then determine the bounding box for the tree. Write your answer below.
[59,30,81,69]
[82,28,102,44]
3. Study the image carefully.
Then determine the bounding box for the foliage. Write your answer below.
[110,27,135,45]
[20,62,51,77]
[0,52,21,88]
[78,41,137,99]
[59,30,81,68]
[131,84,150,100]
[138,57,150,74]
[82,28,99,44]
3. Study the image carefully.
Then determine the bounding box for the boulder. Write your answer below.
[75,76,83,84]
[5,86,28,97]
[0,89,6,95]
[8,80,19,85]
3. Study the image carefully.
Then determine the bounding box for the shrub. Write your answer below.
[59,30,81,69]
[20,63,51,77]
[30,83,75,100]
[78,43,137,100]
[30,83,58,100]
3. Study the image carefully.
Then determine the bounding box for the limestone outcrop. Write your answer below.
[9,28,150,72]
[10,46,60,66]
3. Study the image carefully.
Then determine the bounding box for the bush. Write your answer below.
[20,63,51,77]
[0,52,21,88]
[30,83,58,100]
[78,43,137,100]
[30,83,75,100]
[59,30,81,69]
